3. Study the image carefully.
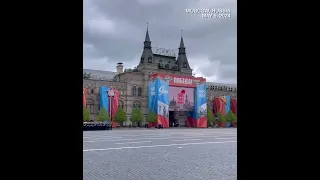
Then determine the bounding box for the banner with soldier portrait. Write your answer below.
[193,83,207,128]
[156,77,169,128]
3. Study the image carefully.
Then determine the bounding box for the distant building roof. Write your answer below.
[83,69,237,87]
[206,82,237,88]
[83,69,117,80]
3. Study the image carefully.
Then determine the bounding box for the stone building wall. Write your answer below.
[83,76,237,124]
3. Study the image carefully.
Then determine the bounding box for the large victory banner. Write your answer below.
[148,73,207,128]
[156,78,169,128]
[231,98,237,114]
[148,80,156,113]
[110,89,120,127]
[100,86,110,112]
[226,95,231,113]
[193,83,207,128]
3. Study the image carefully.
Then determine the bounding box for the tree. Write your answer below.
[146,110,158,123]
[114,108,127,126]
[227,111,237,123]
[97,107,110,122]
[83,107,90,122]
[207,105,215,127]
[131,108,143,126]
[217,111,227,123]
[83,72,91,79]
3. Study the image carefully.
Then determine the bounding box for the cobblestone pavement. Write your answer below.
[83,128,237,180]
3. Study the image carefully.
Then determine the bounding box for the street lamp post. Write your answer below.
[107,89,115,124]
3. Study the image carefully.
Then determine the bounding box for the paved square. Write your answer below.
[83,128,237,180]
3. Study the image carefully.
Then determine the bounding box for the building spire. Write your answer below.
[145,22,150,42]
[176,29,191,73]
[139,22,153,67]
[179,30,185,48]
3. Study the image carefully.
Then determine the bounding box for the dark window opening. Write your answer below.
[138,87,142,96]
[131,86,137,96]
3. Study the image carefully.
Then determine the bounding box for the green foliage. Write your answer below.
[227,111,237,123]
[207,105,215,126]
[146,110,158,123]
[131,108,143,125]
[217,111,227,123]
[207,105,215,122]
[114,108,127,124]
[97,107,110,122]
[83,72,91,79]
[83,107,90,122]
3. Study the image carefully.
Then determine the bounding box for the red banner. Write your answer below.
[231,98,237,114]
[83,88,88,107]
[110,88,120,127]
[214,96,227,116]
[149,73,206,88]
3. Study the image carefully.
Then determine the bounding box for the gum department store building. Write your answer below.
[83,29,237,125]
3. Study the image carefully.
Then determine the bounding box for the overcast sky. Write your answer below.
[83,0,237,84]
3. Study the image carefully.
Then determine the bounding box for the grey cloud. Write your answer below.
[83,0,237,84]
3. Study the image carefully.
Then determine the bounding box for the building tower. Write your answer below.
[139,24,154,65]
[116,62,124,74]
[176,31,192,75]
[137,23,157,73]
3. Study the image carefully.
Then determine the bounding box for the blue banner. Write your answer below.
[156,78,169,119]
[148,80,156,113]
[194,83,207,119]
[100,86,110,111]
[226,95,231,113]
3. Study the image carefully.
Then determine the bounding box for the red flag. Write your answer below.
[110,88,120,128]
[231,98,237,114]
[83,88,88,107]
[214,97,226,116]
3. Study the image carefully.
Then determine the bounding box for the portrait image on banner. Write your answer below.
[214,96,227,116]
[193,83,207,127]
[156,77,169,127]
[148,80,157,113]
[110,89,120,119]
[231,98,237,114]
[169,86,194,111]
[110,88,120,127]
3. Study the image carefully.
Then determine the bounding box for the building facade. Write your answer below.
[83,29,237,125]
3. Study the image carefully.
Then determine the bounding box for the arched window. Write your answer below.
[132,101,141,109]
[138,87,142,96]
[131,86,137,96]
[86,99,95,114]
[148,56,152,63]
[118,100,124,109]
